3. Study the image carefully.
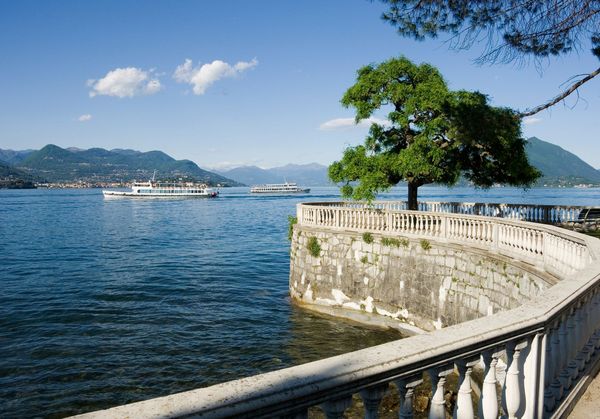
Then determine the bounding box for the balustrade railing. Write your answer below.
[304,200,599,225]
[73,204,600,419]
[298,203,591,276]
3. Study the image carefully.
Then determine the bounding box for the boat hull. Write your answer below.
[250,189,310,194]
[103,190,218,198]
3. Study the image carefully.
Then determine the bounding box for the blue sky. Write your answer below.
[1,0,598,169]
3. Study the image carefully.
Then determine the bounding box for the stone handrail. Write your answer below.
[73,203,600,419]
[306,200,599,224]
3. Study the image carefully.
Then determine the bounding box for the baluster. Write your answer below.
[581,294,594,364]
[360,385,387,419]
[395,377,423,419]
[479,351,500,419]
[429,367,453,419]
[503,341,526,419]
[556,312,571,392]
[321,395,353,419]
[454,358,478,419]
[591,292,600,354]
[544,323,560,412]
[575,300,588,370]
[565,309,581,384]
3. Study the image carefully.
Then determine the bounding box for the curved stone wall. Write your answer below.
[290,226,557,333]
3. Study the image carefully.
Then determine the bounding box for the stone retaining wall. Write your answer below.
[290,225,557,332]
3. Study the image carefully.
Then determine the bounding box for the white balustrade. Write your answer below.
[73,203,600,419]
[300,202,590,276]
[312,200,598,225]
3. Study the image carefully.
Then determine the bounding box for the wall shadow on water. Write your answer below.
[283,304,404,367]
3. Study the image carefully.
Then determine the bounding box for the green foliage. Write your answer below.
[307,236,321,258]
[360,255,369,264]
[420,239,431,251]
[381,236,409,248]
[362,232,374,244]
[328,56,540,206]
[287,215,298,241]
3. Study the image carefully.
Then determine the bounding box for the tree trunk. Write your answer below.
[407,181,419,211]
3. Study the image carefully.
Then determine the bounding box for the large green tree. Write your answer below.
[379,0,600,116]
[328,57,540,209]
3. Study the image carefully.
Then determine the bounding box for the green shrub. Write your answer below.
[287,215,298,241]
[381,237,409,248]
[381,237,395,247]
[420,239,431,251]
[362,232,374,244]
[307,236,321,257]
[360,255,369,264]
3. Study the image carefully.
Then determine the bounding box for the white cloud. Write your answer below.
[523,116,542,125]
[78,114,92,122]
[173,58,258,95]
[319,117,390,131]
[88,67,162,98]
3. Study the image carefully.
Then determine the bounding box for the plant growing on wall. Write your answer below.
[287,215,297,241]
[420,239,431,251]
[381,237,409,248]
[362,232,374,244]
[307,236,321,258]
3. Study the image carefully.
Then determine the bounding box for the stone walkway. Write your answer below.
[569,369,600,418]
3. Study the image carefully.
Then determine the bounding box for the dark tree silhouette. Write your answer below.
[379,0,600,116]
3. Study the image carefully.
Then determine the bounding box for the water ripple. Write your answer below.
[3,186,598,417]
[1,187,401,418]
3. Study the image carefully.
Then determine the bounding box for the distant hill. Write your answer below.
[218,166,279,185]
[3,144,241,186]
[0,149,34,165]
[0,161,39,188]
[0,161,32,179]
[2,137,598,187]
[217,163,331,186]
[218,138,600,187]
[525,137,600,185]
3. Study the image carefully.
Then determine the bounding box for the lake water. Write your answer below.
[1,186,599,417]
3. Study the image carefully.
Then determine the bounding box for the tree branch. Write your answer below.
[519,66,600,117]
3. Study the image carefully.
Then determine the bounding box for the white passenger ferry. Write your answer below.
[250,182,310,194]
[103,177,218,198]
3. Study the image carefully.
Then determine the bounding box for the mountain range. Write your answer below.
[525,137,600,185]
[216,137,600,187]
[0,144,241,186]
[1,137,599,187]
[216,163,331,186]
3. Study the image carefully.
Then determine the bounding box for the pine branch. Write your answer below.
[519,66,600,117]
